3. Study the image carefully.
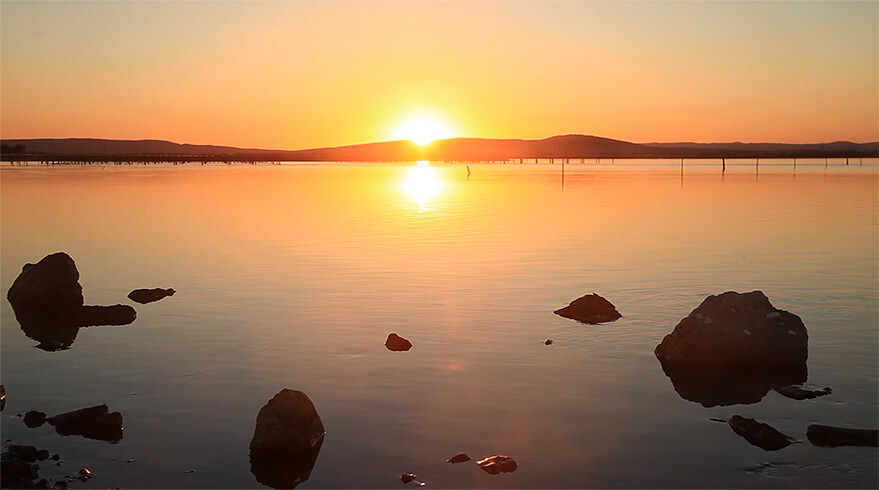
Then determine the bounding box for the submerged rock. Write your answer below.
[7,253,136,351]
[655,291,808,366]
[2,445,49,462]
[47,405,123,442]
[385,333,412,352]
[250,389,325,489]
[77,305,136,327]
[447,452,471,463]
[127,288,176,304]
[728,415,795,451]
[400,473,416,483]
[477,455,518,475]
[1,444,51,489]
[553,293,621,324]
[806,424,878,447]
[23,411,47,428]
[774,385,832,401]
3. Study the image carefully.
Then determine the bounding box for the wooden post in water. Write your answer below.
[793,157,796,168]
[825,157,828,168]
[722,158,726,172]
[846,157,849,165]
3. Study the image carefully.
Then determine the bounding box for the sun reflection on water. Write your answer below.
[402,161,443,208]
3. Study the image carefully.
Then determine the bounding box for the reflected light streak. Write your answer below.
[402,161,443,207]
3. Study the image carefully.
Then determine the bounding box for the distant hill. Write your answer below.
[2,135,877,161]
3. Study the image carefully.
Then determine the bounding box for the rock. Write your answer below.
[658,362,807,407]
[7,253,136,351]
[728,415,795,451]
[554,293,621,324]
[385,333,412,352]
[23,411,47,428]
[544,339,553,345]
[400,473,416,483]
[47,405,123,442]
[7,253,84,350]
[249,389,325,489]
[7,252,84,319]
[2,445,48,462]
[447,452,471,463]
[655,291,808,367]
[1,384,5,412]
[0,459,39,488]
[76,305,136,327]
[127,288,176,304]
[774,385,832,401]
[77,468,93,481]
[476,455,518,474]
[806,424,878,447]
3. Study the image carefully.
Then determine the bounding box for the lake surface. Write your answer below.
[1,160,877,488]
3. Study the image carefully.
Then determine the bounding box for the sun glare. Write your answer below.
[402,161,443,207]
[392,115,453,146]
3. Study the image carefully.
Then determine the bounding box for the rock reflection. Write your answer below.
[250,439,323,489]
[657,360,807,407]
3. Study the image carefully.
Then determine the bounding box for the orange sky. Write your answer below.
[1,1,877,149]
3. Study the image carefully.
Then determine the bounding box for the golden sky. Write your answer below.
[1,1,877,149]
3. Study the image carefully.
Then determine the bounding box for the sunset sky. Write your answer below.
[1,1,877,150]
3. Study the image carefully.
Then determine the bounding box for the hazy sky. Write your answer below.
[1,1,877,149]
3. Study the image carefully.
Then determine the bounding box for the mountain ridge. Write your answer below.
[2,135,877,161]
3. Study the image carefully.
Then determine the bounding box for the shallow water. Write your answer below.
[1,160,877,488]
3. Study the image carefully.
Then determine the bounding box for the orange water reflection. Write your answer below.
[401,161,443,208]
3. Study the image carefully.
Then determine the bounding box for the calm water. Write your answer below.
[1,160,877,488]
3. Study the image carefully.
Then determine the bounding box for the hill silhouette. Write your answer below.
[2,135,876,161]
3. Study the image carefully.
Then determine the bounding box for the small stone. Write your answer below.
[125,458,137,463]
[728,415,794,451]
[448,452,471,463]
[51,454,60,461]
[554,293,621,324]
[127,288,176,304]
[477,455,518,474]
[400,473,416,483]
[774,385,831,400]
[544,339,553,345]
[23,411,47,428]
[385,333,412,352]
[184,469,196,473]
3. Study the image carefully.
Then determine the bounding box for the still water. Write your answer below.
[1,160,877,488]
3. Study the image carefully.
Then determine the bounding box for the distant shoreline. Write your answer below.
[2,135,877,163]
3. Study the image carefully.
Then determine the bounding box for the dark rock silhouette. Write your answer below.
[385,333,412,351]
[728,415,795,451]
[0,445,50,489]
[77,305,136,327]
[774,385,832,400]
[400,473,416,483]
[448,452,471,463]
[47,405,123,443]
[1,385,5,412]
[250,389,325,489]
[23,411,47,428]
[477,455,518,475]
[655,291,808,366]
[806,424,878,447]
[658,361,807,407]
[554,293,621,324]
[7,253,137,351]
[127,288,175,304]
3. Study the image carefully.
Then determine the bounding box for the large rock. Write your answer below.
[385,333,412,352]
[7,252,83,317]
[554,293,621,324]
[655,291,807,366]
[249,389,325,488]
[476,455,518,475]
[7,253,137,351]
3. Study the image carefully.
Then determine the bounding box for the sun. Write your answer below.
[392,115,453,146]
